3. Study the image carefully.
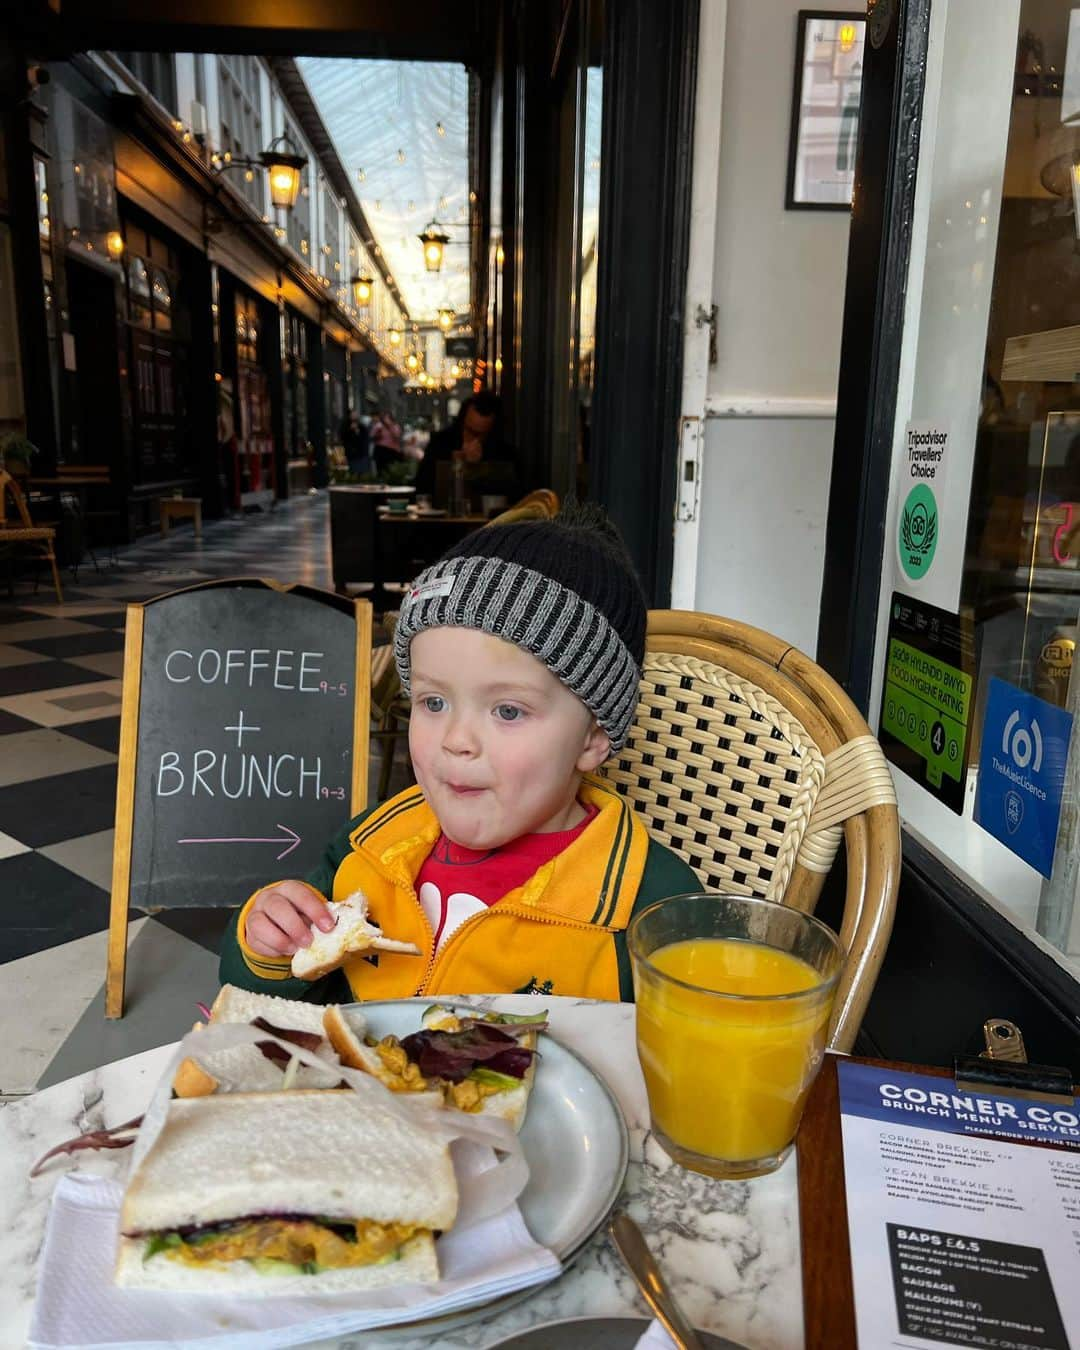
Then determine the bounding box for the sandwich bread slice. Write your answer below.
[114,1089,457,1293]
[173,985,347,1097]
[323,1004,444,1107]
[291,890,421,981]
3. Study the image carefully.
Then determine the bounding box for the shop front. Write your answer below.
[823,0,1080,1065]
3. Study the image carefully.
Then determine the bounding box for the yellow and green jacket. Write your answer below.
[218,777,700,1003]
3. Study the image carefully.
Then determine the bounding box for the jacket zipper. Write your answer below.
[416,904,607,995]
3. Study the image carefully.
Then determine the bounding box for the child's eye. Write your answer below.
[421,695,446,713]
[495,704,524,722]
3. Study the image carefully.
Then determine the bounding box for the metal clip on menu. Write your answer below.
[953,1018,1075,1106]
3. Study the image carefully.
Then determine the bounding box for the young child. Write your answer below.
[218,505,700,1002]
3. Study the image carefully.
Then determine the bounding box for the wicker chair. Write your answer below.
[488,488,560,526]
[601,610,899,1053]
[0,469,63,603]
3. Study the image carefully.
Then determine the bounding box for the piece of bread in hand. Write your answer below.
[290,890,420,981]
[173,985,350,1097]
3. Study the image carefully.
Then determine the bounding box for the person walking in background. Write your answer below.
[415,391,521,507]
[339,410,370,478]
[371,409,403,478]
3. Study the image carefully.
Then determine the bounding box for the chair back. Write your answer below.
[601,609,899,1052]
[0,469,36,529]
[488,488,560,526]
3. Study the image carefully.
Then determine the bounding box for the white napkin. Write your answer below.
[29,1141,560,1350]
[633,1321,678,1349]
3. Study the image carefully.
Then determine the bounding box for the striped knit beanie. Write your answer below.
[394,505,646,751]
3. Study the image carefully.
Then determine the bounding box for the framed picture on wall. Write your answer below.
[785,10,866,210]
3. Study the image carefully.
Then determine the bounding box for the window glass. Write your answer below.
[217,56,264,215]
[152,269,172,334]
[873,0,1080,980]
[128,256,152,328]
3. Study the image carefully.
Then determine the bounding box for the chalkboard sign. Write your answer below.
[106,579,372,1017]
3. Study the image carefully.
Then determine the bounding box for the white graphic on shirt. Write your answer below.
[418,880,487,952]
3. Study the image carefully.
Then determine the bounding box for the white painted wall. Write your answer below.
[693,0,858,656]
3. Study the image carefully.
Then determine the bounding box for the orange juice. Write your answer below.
[635,937,834,1167]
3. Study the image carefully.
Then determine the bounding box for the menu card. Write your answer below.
[838,1062,1080,1349]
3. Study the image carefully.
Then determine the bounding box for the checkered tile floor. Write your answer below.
[0,494,407,1093]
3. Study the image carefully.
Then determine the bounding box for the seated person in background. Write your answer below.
[219,502,699,1002]
[415,391,521,508]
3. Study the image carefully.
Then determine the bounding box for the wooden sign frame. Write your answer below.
[105,579,372,1019]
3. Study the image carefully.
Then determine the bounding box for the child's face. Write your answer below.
[408,627,611,850]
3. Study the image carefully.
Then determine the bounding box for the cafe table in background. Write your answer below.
[0,996,805,1349]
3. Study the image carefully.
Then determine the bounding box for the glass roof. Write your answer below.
[297,57,470,323]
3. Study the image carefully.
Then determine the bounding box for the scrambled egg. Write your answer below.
[372,1033,503,1111]
[446,1077,503,1113]
[374,1036,430,1091]
[169,1218,423,1268]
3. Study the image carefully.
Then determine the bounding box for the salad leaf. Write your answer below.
[400,1024,536,1083]
[144,1232,182,1262]
[469,1066,526,1090]
[250,1017,323,1067]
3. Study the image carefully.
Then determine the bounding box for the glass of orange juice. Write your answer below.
[628,893,842,1179]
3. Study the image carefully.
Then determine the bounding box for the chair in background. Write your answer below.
[0,469,63,603]
[601,609,899,1053]
[370,612,414,802]
[59,464,120,566]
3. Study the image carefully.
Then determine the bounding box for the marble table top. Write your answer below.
[0,996,803,1349]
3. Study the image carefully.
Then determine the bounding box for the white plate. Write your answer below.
[340,998,629,1336]
[484,1318,748,1349]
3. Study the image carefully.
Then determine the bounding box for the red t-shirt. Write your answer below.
[416,804,599,951]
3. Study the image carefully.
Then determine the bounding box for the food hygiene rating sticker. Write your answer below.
[899,482,939,581]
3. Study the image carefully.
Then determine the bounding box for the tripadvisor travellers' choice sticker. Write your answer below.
[899,482,939,581]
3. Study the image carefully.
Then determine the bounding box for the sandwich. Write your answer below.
[291,890,421,981]
[114,1089,457,1293]
[173,985,349,1097]
[325,1003,546,1131]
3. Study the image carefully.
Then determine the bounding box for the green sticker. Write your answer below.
[881,639,970,787]
[899,483,938,581]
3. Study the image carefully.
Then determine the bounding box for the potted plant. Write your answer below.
[0,434,39,482]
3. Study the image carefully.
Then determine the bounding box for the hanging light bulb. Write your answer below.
[357,168,366,182]
[106,230,125,260]
[389,328,402,346]
[838,22,858,54]
[351,273,374,306]
[436,121,446,137]
[406,350,420,372]
[259,135,306,210]
[419,220,449,272]
[438,306,454,330]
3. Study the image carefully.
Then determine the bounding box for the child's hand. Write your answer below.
[245,881,335,958]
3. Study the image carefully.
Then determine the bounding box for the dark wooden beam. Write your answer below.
[591,0,699,605]
[816,0,932,707]
[9,0,486,64]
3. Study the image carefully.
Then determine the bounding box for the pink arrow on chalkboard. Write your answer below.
[178,823,301,861]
